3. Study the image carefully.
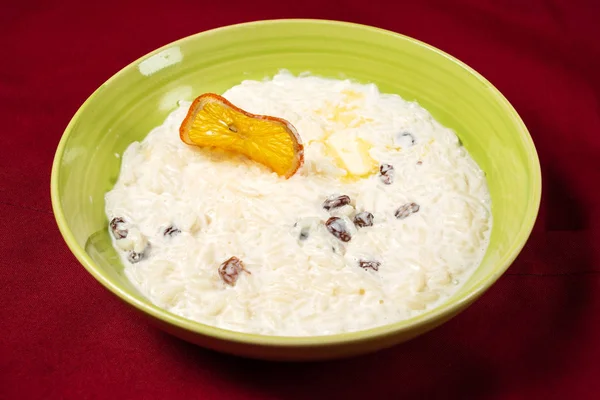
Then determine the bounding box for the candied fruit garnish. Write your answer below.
[180,93,304,178]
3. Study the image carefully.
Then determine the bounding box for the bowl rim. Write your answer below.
[50,18,542,347]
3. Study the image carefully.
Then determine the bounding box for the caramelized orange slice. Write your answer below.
[180,93,304,178]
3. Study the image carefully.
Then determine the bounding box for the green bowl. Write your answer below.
[51,19,541,361]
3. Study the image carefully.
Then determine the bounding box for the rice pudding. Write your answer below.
[105,71,492,336]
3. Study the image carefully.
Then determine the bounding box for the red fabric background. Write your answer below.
[2,0,600,398]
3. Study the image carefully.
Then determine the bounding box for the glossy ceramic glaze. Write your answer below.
[51,19,541,361]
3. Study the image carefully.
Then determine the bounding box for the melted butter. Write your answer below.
[313,92,379,180]
[325,132,378,179]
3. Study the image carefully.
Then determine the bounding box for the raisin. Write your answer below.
[323,195,351,211]
[163,225,181,237]
[299,227,310,240]
[293,217,320,241]
[110,217,128,240]
[128,250,144,264]
[325,217,352,242]
[331,240,346,255]
[379,164,394,185]
[359,260,380,271]
[354,211,374,228]
[218,256,250,286]
[395,202,420,219]
[400,132,416,146]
